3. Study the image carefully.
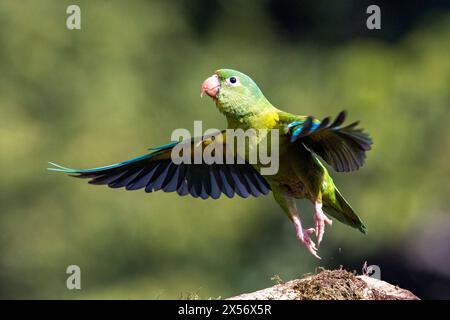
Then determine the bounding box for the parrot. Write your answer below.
[49,69,372,258]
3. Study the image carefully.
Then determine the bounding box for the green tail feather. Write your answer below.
[47,162,79,173]
[323,188,367,234]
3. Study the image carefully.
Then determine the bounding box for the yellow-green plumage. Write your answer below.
[214,69,369,234]
[48,68,372,258]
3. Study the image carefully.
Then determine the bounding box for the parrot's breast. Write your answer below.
[283,180,307,198]
[265,175,308,199]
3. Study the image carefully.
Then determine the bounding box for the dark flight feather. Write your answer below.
[50,135,271,199]
[288,110,373,172]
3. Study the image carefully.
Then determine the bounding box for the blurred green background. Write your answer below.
[0,0,449,299]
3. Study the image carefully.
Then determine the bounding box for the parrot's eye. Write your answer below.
[226,76,240,86]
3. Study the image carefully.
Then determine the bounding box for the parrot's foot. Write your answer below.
[292,216,321,259]
[314,201,333,246]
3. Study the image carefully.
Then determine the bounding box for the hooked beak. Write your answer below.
[200,74,220,99]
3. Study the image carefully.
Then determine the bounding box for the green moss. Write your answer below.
[179,291,201,300]
[293,269,366,300]
[270,274,285,285]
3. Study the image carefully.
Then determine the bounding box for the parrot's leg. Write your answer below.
[273,192,320,259]
[314,201,333,246]
[292,215,320,259]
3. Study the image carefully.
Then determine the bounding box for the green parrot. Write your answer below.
[49,69,372,258]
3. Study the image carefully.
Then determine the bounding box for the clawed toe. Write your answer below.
[314,202,333,246]
[292,216,322,259]
[297,228,321,259]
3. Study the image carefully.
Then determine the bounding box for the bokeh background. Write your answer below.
[0,0,449,299]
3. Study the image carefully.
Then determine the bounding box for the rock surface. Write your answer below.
[227,269,419,300]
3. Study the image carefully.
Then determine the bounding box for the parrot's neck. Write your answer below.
[216,97,279,130]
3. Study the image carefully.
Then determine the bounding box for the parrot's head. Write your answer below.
[201,69,270,117]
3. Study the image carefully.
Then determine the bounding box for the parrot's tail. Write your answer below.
[323,188,367,234]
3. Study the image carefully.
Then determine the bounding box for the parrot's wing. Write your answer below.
[285,110,373,172]
[48,131,270,199]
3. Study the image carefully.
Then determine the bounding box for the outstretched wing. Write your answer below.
[283,110,373,172]
[48,132,270,199]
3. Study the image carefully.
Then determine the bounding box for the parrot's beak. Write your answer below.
[200,74,220,99]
